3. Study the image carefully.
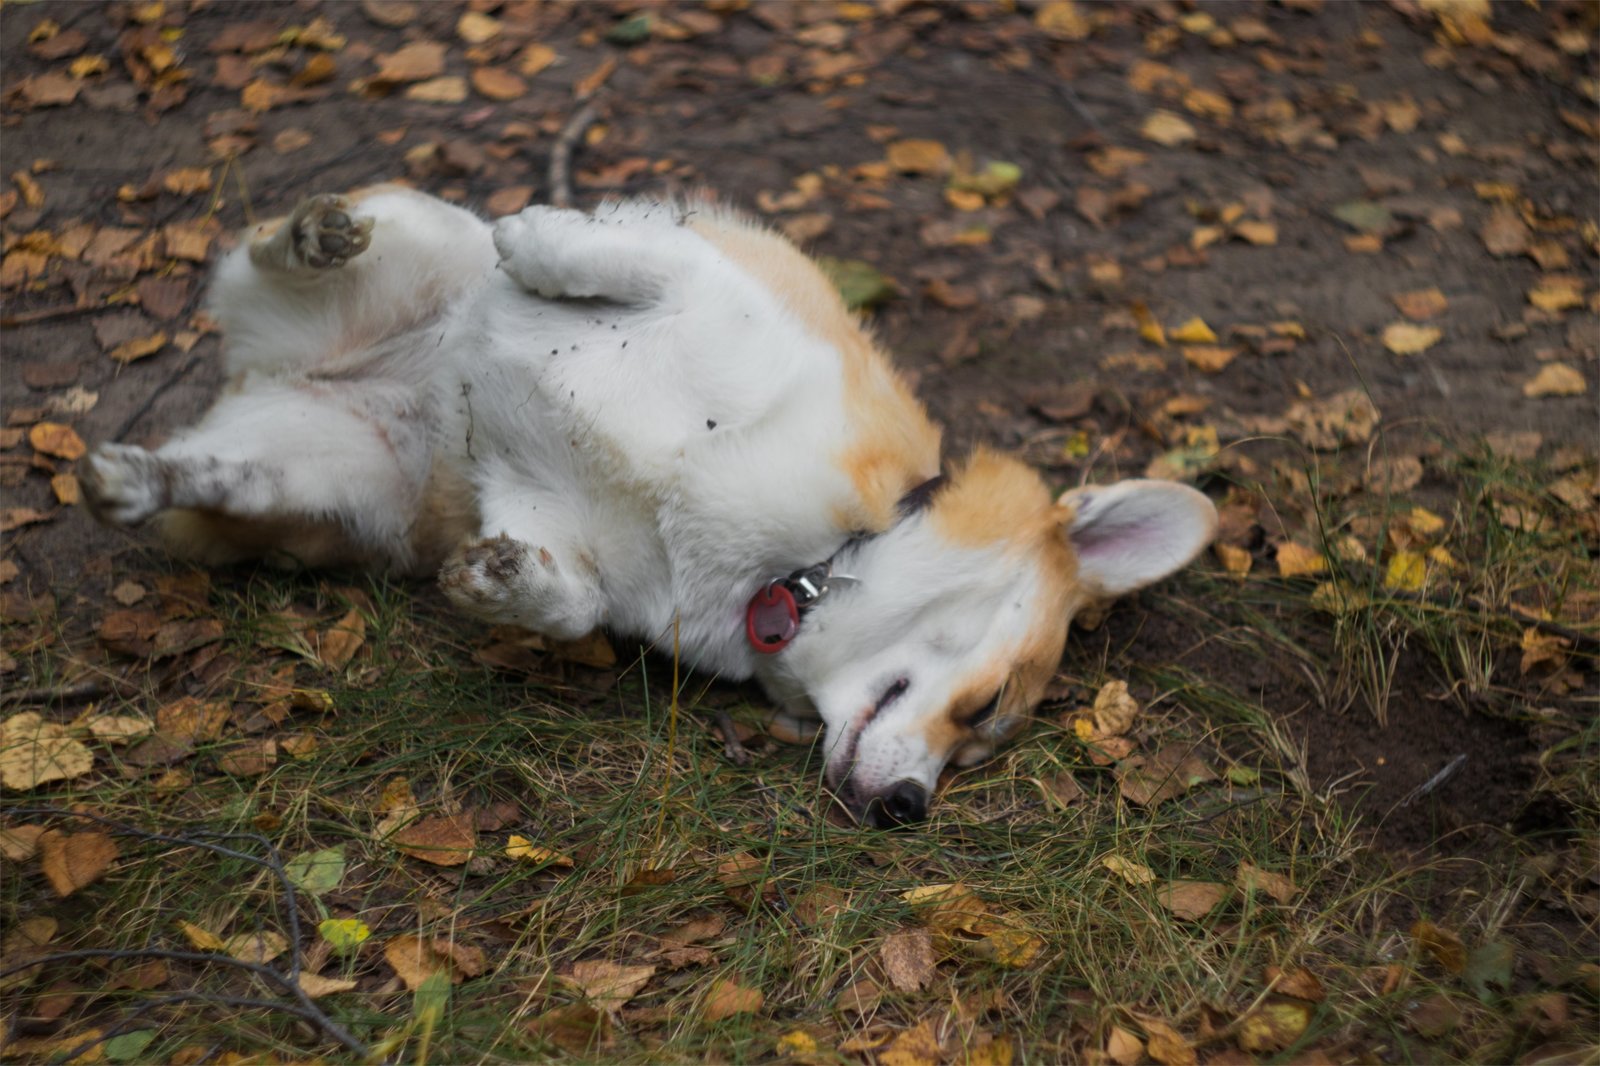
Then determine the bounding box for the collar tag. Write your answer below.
[746,582,799,653]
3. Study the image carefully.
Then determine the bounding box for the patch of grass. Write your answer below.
[5,438,1597,1063]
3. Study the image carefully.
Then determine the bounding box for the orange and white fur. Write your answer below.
[83,187,1217,827]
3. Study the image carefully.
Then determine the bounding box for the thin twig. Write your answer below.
[5,808,367,1058]
[548,99,601,209]
[1,302,126,329]
[0,679,116,705]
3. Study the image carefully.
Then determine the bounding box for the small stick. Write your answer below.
[1398,753,1468,808]
[713,708,751,766]
[548,99,601,209]
[1,679,113,705]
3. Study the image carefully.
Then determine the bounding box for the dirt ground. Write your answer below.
[3,0,1598,1034]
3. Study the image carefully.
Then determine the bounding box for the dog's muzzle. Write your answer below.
[862,780,928,829]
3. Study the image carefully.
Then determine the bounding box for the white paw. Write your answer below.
[492,207,590,299]
[81,444,166,526]
[438,534,557,624]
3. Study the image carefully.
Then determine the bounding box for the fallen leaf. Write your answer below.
[701,977,763,1021]
[1102,854,1157,886]
[315,607,366,669]
[0,824,47,861]
[1170,317,1217,344]
[1236,1000,1311,1053]
[880,928,935,993]
[1382,321,1442,356]
[38,830,118,897]
[285,845,345,896]
[506,835,574,867]
[776,1030,820,1058]
[1141,110,1196,147]
[372,41,445,83]
[486,185,533,218]
[383,934,484,989]
[1523,363,1586,397]
[84,713,153,746]
[1384,550,1427,591]
[1,712,94,790]
[1410,920,1468,974]
[1139,1016,1196,1066]
[1118,744,1218,807]
[178,920,225,952]
[224,930,288,965]
[108,332,168,364]
[1235,862,1300,903]
[390,813,476,866]
[517,43,558,78]
[1275,542,1327,578]
[1265,964,1326,1002]
[1035,0,1091,40]
[1285,389,1380,449]
[1158,880,1229,920]
[1393,287,1449,320]
[879,1019,944,1066]
[902,882,989,935]
[319,917,372,956]
[817,256,895,310]
[886,139,950,174]
[472,67,526,101]
[406,76,468,104]
[1214,542,1252,577]
[28,422,86,460]
[565,960,656,1009]
[1364,454,1423,494]
[1233,219,1277,245]
[457,10,501,43]
[1106,1025,1144,1065]
[1332,199,1397,236]
[1464,940,1514,1002]
[1074,679,1139,741]
[1182,345,1239,372]
[1481,206,1529,257]
[297,972,358,998]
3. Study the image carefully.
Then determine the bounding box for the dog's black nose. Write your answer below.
[867,780,928,828]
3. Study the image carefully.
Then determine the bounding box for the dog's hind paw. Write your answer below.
[80,443,167,526]
[439,534,552,622]
[291,194,373,269]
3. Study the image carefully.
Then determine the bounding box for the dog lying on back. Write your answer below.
[83,187,1217,827]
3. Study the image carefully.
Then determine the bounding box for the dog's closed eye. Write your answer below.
[876,677,909,712]
[965,690,1002,728]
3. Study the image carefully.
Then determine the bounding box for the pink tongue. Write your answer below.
[746,584,799,652]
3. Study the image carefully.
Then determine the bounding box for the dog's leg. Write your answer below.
[247,193,374,273]
[82,381,430,566]
[438,534,604,640]
[491,203,695,305]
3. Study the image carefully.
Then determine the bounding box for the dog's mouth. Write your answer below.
[824,675,910,793]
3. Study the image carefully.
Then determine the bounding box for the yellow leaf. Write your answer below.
[456,11,501,43]
[1384,550,1427,591]
[1275,542,1327,578]
[1035,0,1091,40]
[517,43,558,78]
[1,712,94,790]
[505,835,574,867]
[1141,110,1196,147]
[1157,880,1229,920]
[1141,1016,1197,1066]
[1527,275,1584,312]
[405,76,468,104]
[1169,317,1217,344]
[108,332,168,364]
[1106,1026,1144,1066]
[1132,300,1167,347]
[38,831,118,898]
[29,422,87,460]
[879,1019,943,1066]
[1522,363,1586,398]
[1088,679,1139,738]
[886,139,950,175]
[1382,321,1442,355]
[1393,287,1449,320]
[224,930,288,965]
[1214,543,1252,577]
[1181,345,1238,372]
[1407,506,1447,537]
[178,920,225,952]
[318,917,372,955]
[1233,219,1277,245]
[1102,854,1156,886]
[776,1030,819,1057]
[1237,1000,1311,1053]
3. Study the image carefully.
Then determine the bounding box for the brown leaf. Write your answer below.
[1364,454,1424,494]
[136,276,192,320]
[372,41,446,83]
[1,712,94,790]
[1381,321,1441,356]
[27,422,86,461]
[886,139,950,175]
[0,824,47,861]
[564,960,656,1009]
[0,508,52,533]
[880,928,936,993]
[1265,964,1326,1002]
[38,830,118,897]
[162,220,216,262]
[1410,920,1467,974]
[1157,880,1229,920]
[485,185,532,218]
[390,813,476,866]
[1140,1016,1196,1066]
[224,930,287,964]
[1105,1025,1144,1066]
[315,607,366,669]
[1235,861,1300,904]
[297,971,358,998]
[1481,206,1529,257]
[472,66,526,101]
[1118,744,1218,807]
[1141,110,1196,147]
[218,739,277,777]
[517,43,558,77]
[406,76,469,104]
[383,934,477,990]
[702,977,764,1021]
[879,1019,944,1066]
[1393,287,1449,320]
[1284,389,1380,450]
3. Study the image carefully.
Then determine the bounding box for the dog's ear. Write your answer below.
[1057,480,1217,597]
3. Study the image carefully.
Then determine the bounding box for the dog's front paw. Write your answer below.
[80,444,167,526]
[439,534,553,623]
[288,194,373,269]
[491,207,589,299]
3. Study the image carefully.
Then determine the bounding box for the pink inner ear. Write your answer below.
[1066,483,1217,596]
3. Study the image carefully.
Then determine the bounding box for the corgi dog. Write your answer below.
[82,187,1217,827]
